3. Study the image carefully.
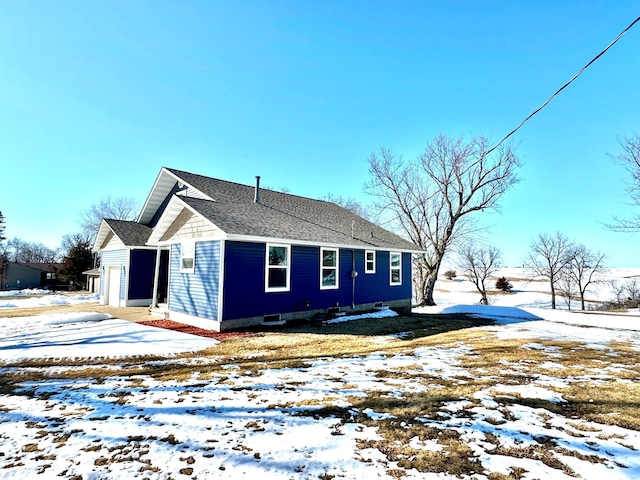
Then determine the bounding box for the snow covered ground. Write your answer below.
[0,312,219,362]
[1,268,640,479]
[0,289,99,308]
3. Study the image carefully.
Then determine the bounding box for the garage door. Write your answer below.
[108,266,121,306]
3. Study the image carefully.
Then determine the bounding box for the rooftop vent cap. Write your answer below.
[254,176,261,203]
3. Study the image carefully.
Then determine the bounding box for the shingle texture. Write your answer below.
[165,168,421,251]
[104,219,153,246]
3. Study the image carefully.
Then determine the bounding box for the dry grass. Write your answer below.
[291,325,640,477]
[3,308,640,478]
[0,313,489,385]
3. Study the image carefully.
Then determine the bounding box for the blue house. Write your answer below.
[93,167,423,331]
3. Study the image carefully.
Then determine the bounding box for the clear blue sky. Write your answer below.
[1,1,638,266]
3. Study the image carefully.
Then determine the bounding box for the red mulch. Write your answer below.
[138,319,254,339]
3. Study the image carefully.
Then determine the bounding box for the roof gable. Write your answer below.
[93,219,153,251]
[137,168,213,225]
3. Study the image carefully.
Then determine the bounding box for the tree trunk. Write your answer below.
[414,270,428,305]
[422,274,438,306]
[417,260,443,306]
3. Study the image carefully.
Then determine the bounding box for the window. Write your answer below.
[180,242,195,273]
[365,250,376,274]
[390,252,402,285]
[266,244,290,292]
[46,272,56,280]
[320,248,339,289]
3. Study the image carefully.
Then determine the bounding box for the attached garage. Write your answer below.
[94,219,162,308]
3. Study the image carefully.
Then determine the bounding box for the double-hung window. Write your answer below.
[180,242,196,273]
[266,244,290,292]
[320,248,339,289]
[390,252,402,285]
[365,250,376,274]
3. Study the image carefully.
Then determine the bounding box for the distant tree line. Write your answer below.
[0,196,138,290]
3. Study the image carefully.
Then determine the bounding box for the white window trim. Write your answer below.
[365,250,376,274]
[320,247,339,290]
[390,252,402,286]
[265,243,291,292]
[180,241,196,274]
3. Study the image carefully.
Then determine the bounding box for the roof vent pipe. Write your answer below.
[254,176,261,203]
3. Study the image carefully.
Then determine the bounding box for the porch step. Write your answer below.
[149,303,170,319]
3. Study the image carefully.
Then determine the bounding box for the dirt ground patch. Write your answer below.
[138,319,253,339]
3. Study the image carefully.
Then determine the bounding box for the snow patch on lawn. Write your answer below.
[0,292,99,308]
[0,312,218,361]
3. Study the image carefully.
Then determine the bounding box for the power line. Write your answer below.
[486,15,640,156]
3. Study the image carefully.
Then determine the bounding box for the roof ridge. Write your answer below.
[165,167,339,205]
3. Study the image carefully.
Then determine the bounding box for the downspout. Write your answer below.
[351,249,357,309]
[350,220,357,309]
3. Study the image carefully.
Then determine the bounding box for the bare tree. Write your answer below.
[61,233,93,256]
[457,244,502,305]
[625,278,640,303]
[609,280,626,308]
[565,244,606,310]
[0,211,6,288]
[557,270,577,310]
[0,210,5,242]
[3,237,60,263]
[79,196,139,239]
[607,134,640,231]
[365,134,520,305]
[524,232,574,309]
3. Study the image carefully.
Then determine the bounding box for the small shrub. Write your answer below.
[444,270,457,280]
[495,277,513,292]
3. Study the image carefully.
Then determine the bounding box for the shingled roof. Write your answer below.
[162,168,421,252]
[103,219,153,247]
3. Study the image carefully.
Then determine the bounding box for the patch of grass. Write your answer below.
[567,421,601,432]
[557,382,640,430]
[358,434,483,477]
[284,312,493,337]
[492,444,578,477]
[159,434,180,445]
[21,444,42,453]
[487,467,529,480]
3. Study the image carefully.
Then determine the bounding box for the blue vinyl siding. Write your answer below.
[354,251,412,304]
[168,241,221,320]
[222,241,413,321]
[101,249,127,266]
[120,267,126,300]
[101,249,128,300]
[99,268,105,298]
